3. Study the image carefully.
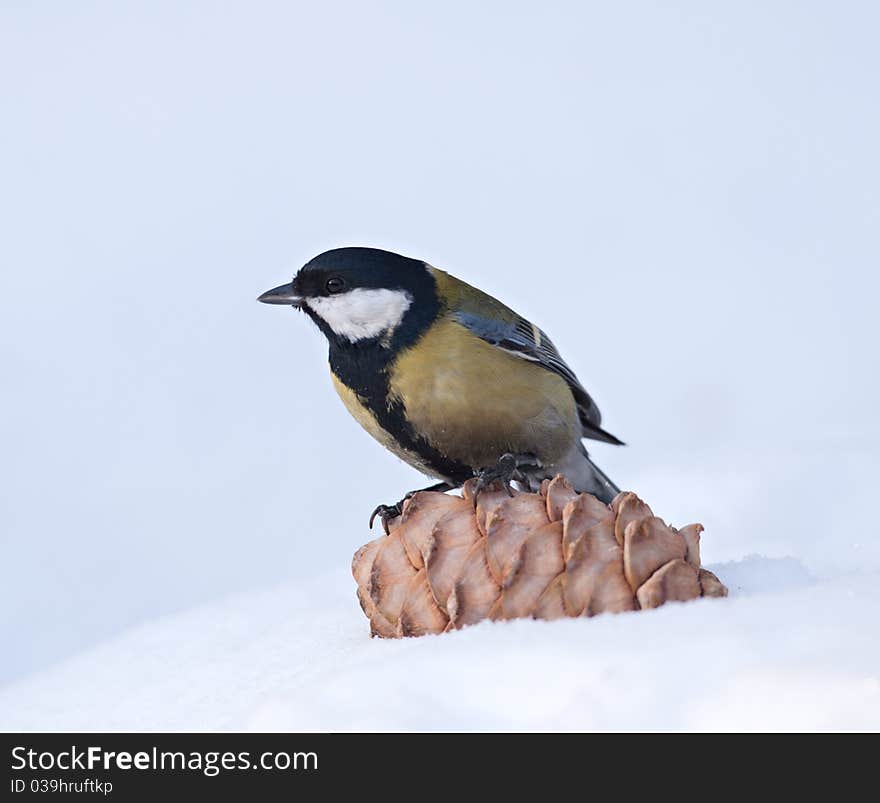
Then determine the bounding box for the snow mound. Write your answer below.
[2,558,878,731]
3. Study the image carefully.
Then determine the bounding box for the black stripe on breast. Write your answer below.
[329,343,474,484]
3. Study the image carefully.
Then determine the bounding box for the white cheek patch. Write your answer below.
[306,288,413,342]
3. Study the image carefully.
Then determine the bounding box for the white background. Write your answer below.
[2,1,878,701]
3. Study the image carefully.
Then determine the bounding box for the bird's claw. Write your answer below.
[369,482,456,534]
[472,453,523,509]
[369,502,403,535]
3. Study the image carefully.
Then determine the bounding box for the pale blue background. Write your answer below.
[2,1,878,684]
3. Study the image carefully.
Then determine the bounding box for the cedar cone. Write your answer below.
[352,476,728,638]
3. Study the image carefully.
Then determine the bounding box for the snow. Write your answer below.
[2,556,878,731]
[5,440,878,731]
[2,3,880,731]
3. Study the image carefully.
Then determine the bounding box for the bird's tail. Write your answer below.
[553,442,621,505]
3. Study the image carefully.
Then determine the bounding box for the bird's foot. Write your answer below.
[369,502,404,535]
[472,453,537,509]
[369,482,456,534]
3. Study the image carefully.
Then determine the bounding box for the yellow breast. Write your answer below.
[388,317,579,469]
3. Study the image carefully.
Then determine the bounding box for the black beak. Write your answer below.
[257,282,303,308]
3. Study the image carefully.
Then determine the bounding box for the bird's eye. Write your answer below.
[326,277,346,294]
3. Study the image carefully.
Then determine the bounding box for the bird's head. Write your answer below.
[258,247,439,347]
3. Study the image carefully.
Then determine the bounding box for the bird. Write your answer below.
[258,247,623,531]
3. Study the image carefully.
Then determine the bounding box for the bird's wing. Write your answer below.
[448,288,622,445]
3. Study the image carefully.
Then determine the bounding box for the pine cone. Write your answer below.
[352,476,728,638]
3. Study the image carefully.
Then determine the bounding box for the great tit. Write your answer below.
[259,247,623,529]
